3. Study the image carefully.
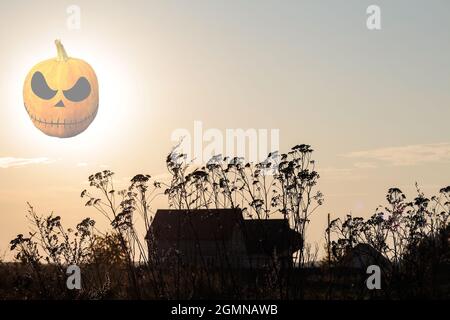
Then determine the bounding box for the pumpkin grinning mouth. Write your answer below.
[24,103,98,127]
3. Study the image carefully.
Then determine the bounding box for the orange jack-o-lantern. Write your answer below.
[23,40,99,138]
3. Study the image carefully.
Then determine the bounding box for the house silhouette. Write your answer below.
[340,243,390,270]
[146,208,302,269]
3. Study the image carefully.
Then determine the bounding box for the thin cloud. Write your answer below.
[76,162,88,167]
[344,142,450,166]
[0,157,55,169]
[318,166,364,181]
[353,162,378,169]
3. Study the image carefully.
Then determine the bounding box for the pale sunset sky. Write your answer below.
[0,0,449,258]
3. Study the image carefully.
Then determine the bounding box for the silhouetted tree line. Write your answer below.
[4,144,450,299]
[328,185,450,298]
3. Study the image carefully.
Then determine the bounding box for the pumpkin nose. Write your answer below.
[55,100,65,107]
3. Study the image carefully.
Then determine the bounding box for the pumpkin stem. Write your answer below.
[55,40,69,61]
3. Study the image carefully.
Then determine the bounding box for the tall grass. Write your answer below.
[5,145,450,299]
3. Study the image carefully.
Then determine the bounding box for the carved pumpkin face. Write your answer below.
[23,40,99,138]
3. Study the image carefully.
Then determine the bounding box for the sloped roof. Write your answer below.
[340,243,390,269]
[148,208,243,241]
[243,219,303,255]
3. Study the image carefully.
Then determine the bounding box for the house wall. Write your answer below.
[150,225,251,268]
[148,224,295,269]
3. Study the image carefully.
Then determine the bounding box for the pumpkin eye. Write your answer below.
[63,77,91,102]
[31,72,57,100]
